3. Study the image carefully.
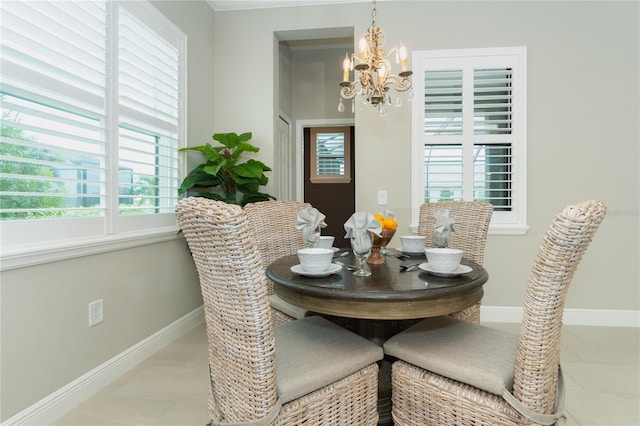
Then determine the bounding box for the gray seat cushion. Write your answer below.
[275,315,384,403]
[383,316,519,396]
[269,294,309,319]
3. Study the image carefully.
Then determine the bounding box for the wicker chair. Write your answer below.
[244,200,312,326]
[175,197,383,426]
[418,201,494,323]
[385,200,607,426]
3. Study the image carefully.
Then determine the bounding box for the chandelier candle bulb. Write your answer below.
[400,44,408,71]
[343,53,350,81]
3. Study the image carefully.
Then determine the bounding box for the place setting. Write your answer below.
[398,209,473,277]
[290,252,342,277]
[395,235,427,257]
[418,249,472,277]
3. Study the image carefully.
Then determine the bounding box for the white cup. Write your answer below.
[425,248,463,272]
[297,248,334,273]
[399,235,427,253]
[316,236,335,249]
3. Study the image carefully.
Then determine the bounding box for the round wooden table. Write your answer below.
[267,252,487,320]
[267,251,489,425]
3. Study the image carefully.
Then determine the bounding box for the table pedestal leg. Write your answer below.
[321,316,420,425]
[355,319,420,426]
[355,320,392,425]
[376,357,393,425]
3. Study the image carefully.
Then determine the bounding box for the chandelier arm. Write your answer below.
[384,75,413,93]
[340,83,359,100]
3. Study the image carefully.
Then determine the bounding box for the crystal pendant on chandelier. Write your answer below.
[338,0,412,116]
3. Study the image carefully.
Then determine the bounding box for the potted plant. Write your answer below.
[178,132,275,206]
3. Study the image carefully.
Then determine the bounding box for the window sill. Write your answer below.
[488,224,529,236]
[0,227,182,271]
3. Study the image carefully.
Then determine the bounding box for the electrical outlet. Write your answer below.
[377,190,388,205]
[89,299,103,327]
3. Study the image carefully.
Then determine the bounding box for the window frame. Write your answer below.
[0,0,186,270]
[309,126,352,184]
[410,46,528,235]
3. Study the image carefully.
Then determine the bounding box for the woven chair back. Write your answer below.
[244,200,311,295]
[418,201,494,266]
[514,200,607,415]
[175,197,278,423]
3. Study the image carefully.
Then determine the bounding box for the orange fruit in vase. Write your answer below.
[382,217,398,230]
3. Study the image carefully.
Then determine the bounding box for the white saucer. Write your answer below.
[291,263,342,277]
[396,247,425,256]
[418,263,472,277]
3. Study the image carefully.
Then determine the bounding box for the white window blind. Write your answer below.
[117,5,180,217]
[0,0,185,256]
[424,70,463,135]
[315,131,346,176]
[424,144,512,210]
[412,47,527,234]
[474,69,513,135]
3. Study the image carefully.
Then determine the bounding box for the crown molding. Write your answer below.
[207,0,371,12]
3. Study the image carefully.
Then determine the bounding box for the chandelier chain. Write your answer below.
[371,0,377,28]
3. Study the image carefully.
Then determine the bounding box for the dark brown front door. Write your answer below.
[303,126,355,248]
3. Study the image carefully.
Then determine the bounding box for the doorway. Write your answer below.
[303,125,355,247]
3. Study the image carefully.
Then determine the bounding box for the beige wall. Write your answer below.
[0,1,214,420]
[213,1,639,311]
[290,47,354,122]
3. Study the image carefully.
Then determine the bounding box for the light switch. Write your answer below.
[377,190,388,205]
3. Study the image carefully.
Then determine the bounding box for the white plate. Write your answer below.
[291,263,342,277]
[396,247,425,256]
[332,247,340,253]
[418,263,472,277]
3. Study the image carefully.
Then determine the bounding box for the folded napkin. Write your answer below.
[296,207,327,247]
[344,212,382,255]
[380,209,395,218]
[433,208,455,248]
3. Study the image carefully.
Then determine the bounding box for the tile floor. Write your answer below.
[53,322,639,426]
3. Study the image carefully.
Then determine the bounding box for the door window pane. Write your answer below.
[309,127,351,183]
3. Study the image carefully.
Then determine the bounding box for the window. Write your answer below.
[309,127,352,184]
[0,0,186,266]
[411,47,528,235]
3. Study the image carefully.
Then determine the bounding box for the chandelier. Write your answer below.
[339,0,413,116]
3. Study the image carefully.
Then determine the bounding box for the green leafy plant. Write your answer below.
[178,132,275,206]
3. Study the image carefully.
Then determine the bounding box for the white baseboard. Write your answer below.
[3,306,204,426]
[481,306,640,327]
